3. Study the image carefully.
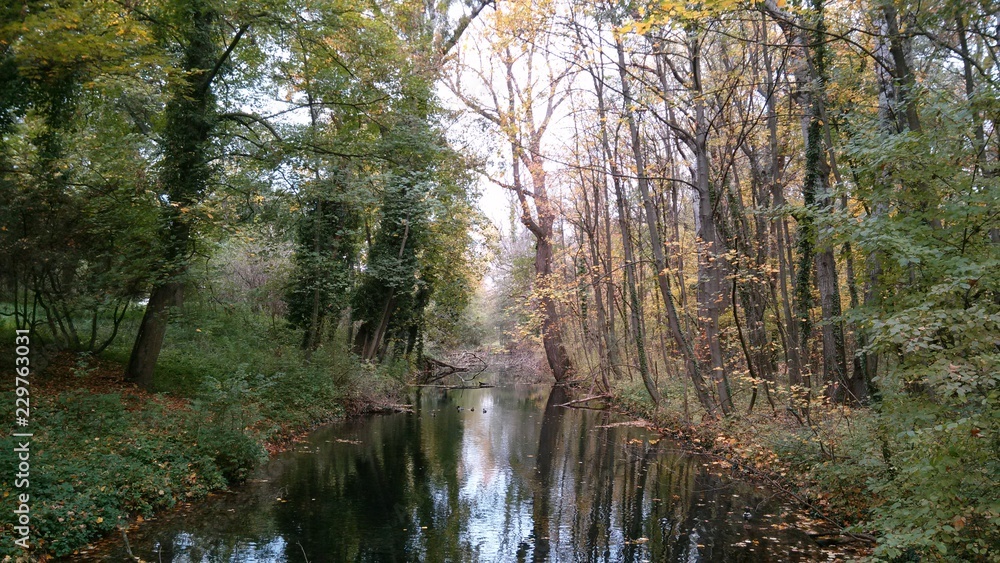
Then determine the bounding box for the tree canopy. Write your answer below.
[1,0,997,559]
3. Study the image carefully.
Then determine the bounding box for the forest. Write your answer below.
[0,0,997,561]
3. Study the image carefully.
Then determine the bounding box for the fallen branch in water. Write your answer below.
[411,382,495,389]
[807,531,878,546]
[419,356,468,383]
[556,394,611,408]
[369,403,414,413]
[595,419,654,429]
[122,530,136,560]
[426,356,465,372]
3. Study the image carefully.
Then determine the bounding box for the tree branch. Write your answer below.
[439,0,495,58]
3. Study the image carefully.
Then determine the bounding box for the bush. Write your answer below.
[192,369,267,483]
[0,390,226,557]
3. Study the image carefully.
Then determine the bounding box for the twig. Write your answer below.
[122,530,137,560]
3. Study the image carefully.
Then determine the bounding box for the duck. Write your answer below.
[482,408,487,413]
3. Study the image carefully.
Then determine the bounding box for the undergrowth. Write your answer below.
[0,304,407,559]
[609,374,998,563]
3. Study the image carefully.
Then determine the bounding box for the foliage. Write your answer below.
[0,0,487,558]
[285,182,361,345]
[0,0,161,349]
[474,0,1000,558]
[0,302,408,558]
[0,386,225,557]
[192,369,268,483]
[9,0,1000,559]
[208,233,293,321]
[833,59,1000,558]
[350,118,480,360]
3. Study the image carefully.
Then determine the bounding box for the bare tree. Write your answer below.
[447,0,575,382]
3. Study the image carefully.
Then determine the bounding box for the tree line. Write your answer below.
[0,0,997,558]
[455,0,997,558]
[0,0,493,386]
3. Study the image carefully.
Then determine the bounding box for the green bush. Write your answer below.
[192,369,267,483]
[859,281,1000,561]
[0,390,225,557]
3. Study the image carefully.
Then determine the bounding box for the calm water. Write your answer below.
[87,385,828,562]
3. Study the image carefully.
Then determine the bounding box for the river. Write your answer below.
[85,384,831,562]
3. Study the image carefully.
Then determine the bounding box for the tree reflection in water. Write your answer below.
[93,385,824,562]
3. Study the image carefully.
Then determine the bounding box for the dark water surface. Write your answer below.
[88,385,829,562]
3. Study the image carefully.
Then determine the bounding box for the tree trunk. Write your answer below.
[690,34,733,415]
[303,198,324,357]
[536,235,573,382]
[760,16,803,392]
[816,246,848,398]
[124,0,230,387]
[602,167,622,381]
[303,90,325,358]
[578,157,617,391]
[125,281,182,389]
[613,34,707,410]
[617,191,659,405]
[799,0,850,401]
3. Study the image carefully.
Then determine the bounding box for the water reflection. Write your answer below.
[87,385,825,562]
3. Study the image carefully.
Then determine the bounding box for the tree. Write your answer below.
[285,176,359,353]
[0,0,159,353]
[124,0,261,387]
[447,0,575,382]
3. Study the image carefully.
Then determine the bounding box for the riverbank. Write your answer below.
[606,378,996,562]
[74,384,848,561]
[0,312,408,561]
[605,384,876,556]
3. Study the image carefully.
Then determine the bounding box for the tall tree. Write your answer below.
[125,0,252,387]
[0,0,158,353]
[448,0,575,382]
